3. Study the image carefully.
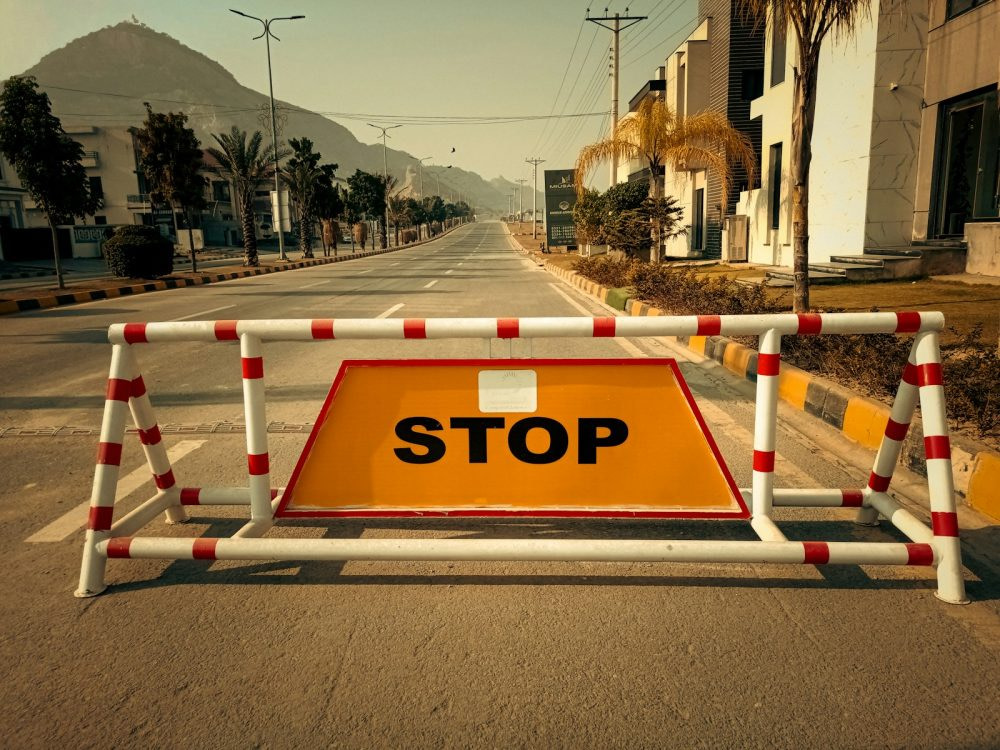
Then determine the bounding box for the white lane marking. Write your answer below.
[547,284,648,358]
[377,303,405,319]
[170,304,236,321]
[445,269,454,275]
[391,262,400,266]
[356,269,373,275]
[26,439,206,543]
[457,262,464,266]
[424,280,439,289]
[298,280,329,290]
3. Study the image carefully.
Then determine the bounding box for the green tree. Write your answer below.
[132,104,207,272]
[572,188,608,246]
[346,170,387,249]
[0,76,100,288]
[206,126,286,267]
[405,197,426,240]
[739,0,874,312]
[283,137,327,258]
[314,177,344,256]
[575,97,756,263]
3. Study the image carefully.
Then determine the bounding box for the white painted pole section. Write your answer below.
[751,329,781,522]
[867,493,934,544]
[757,489,861,507]
[914,331,968,604]
[121,346,186,525]
[179,487,283,505]
[109,492,173,538]
[75,344,131,598]
[240,334,272,522]
[99,537,931,567]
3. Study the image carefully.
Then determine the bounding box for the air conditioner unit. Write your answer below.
[725,214,748,262]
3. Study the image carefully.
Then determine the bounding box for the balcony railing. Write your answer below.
[126,193,151,207]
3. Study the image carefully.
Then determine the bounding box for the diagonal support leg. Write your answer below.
[75,344,132,597]
[120,346,187,525]
[856,339,920,526]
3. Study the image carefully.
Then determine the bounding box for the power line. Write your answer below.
[530,19,586,155]
[536,25,601,156]
[621,0,693,66]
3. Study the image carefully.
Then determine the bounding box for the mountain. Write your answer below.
[19,21,540,214]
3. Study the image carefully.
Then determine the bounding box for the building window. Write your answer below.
[0,198,23,228]
[89,176,103,200]
[212,181,231,202]
[947,0,988,19]
[94,215,107,225]
[769,143,783,230]
[741,69,764,101]
[692,188,705,250]
[770,19,786,87]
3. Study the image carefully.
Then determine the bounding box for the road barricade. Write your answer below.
[76,312,967,604]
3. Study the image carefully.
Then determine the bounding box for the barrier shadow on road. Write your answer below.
[10,307,138,319]
[101,515,1000,601]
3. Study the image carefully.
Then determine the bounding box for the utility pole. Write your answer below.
[515,178,527,223]
[586,7,646,185]
[507,193,513,218]
[231,9,305,262]
[368,123,401,248]
[525,157,545,239]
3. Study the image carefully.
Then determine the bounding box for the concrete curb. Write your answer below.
[0,224,465,317]
[503,226,1000,522]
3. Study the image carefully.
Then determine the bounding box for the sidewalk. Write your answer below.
[0,227,461,315]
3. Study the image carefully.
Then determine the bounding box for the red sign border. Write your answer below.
[275,358,750,520]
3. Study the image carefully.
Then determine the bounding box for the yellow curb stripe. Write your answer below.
[777,367,811,411]
[968,452,1000,521]
[723,343,751,378]
[841,397,891,450]
[72,292,91,303]
[688,335,707,355]
[104,288,120,299]
[0,301,19,314]
[598,287,609,303]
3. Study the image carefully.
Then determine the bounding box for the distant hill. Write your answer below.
[20,21,539,213]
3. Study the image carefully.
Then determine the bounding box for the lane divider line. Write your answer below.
[423,280,439,289]
[170,305,236,322]
[25,439,206,543]
[377,303,405,319]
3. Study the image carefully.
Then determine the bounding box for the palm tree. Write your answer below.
[738,0,872,312]
[574,97,756,263]
[206,127,285,267]
[283,137,325,258]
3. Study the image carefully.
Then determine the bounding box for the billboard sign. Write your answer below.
[544,169,577,247]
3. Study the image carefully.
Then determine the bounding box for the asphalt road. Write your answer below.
[1,222,998,749]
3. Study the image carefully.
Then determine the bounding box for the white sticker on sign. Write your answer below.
[478,370,537,413]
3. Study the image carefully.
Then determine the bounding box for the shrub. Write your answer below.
[103,225,173,279]
[573,255,637,288]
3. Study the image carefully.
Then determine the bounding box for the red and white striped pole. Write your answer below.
[751,328,782,541]
[76,344,132,597]
[914,331,967,604]
[121,347,186,525]
[857,340,920,526]
[240,333,273,526]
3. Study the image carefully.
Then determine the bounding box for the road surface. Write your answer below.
[1,222,997,748]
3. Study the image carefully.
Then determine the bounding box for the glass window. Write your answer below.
[947,0,986,19]
[771,19,786,87]
[769,143,783,230]
[742,69,764,101]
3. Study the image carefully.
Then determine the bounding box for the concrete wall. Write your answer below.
[808,18,879,262]
[966,222,1000,275]
[864,3,928,249]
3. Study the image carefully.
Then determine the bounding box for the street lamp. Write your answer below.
[368,123,401,248]
[230,8,304,262]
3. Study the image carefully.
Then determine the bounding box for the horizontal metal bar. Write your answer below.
[98,537,935,566]
[741,488,866,508]
[108,312,944,344]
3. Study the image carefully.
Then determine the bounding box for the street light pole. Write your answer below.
[368,123,401,248]
[416,156,432,198]
[526,157,545,239]
[230,8,304,262]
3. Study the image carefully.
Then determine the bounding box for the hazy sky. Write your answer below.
[0,0,698,187]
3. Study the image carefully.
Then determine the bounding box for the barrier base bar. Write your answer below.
[98,536,934,567]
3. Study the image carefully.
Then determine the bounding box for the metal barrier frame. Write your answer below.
[75,312,968,604]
